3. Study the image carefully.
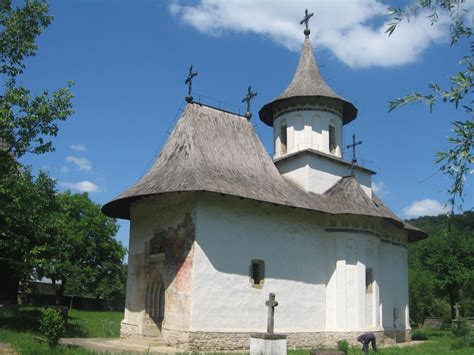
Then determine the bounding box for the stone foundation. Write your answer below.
[161,327,411,351]
[120,321,140,338]
[383,328,411,344]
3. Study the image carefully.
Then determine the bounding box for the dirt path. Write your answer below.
[0,342,17,355]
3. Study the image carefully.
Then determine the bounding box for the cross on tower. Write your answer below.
[242,85,257,120]
[346,134,362,174]
[184,65,198,103]
[300,9,314,37]
[265,293,278,333]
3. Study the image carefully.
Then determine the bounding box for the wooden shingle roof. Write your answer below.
[102,103,425,241]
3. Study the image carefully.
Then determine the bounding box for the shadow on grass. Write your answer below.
[0,306,42,333]
[0,306,90,338]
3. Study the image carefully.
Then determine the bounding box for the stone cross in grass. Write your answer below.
[454,303,461,319]
[265,292,279,333]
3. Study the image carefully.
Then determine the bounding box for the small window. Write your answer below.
[280,122,287,154]
[329,125,336,152]
[250,260,265,287]
[366,268,373,293]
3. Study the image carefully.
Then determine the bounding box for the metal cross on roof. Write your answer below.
[300,9,314,37]
[347,134,362,175]
[265,292,278,334]
[242,85,257,120]
[185,65,198,103]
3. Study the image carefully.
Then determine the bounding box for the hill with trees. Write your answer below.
[407,211,474,326]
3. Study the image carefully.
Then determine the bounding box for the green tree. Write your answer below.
[387,0,473,212]
[0,169,59,302]
[0,0,74,302]
[38,192,125,305]
[408,268,435,326]
[0,0,73,160]
[409,213,474,319]
[95,263,127,310]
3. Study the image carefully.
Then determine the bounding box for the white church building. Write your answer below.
[102,25,426,351]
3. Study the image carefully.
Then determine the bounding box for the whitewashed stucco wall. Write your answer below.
[121,191,410,337]
[190,194,403,333]
[379,242,409,330]
[191,195,327,332]
[273,109,343,159]
[276,153,373,196]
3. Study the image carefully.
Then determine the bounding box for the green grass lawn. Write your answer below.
[286,328,474,355]
[0,305,122,354]
[0,306,473,354]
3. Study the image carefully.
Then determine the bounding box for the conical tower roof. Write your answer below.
[259,37,357,126]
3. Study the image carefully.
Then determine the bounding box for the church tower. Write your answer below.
[259,22,374,196]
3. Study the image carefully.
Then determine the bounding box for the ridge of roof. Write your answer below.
[258,37,357,126]
[102,103,426,241]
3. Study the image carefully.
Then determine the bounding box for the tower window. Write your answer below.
[250,260,265,287]
[366,268,373,293]
[280,122,287,154]
[329,125,336,152]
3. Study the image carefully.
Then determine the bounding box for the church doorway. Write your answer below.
[145,272,165,334]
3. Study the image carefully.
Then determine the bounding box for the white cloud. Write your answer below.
[59,166,70,174]
[70,144,88,152]
[402,198,449,218]
[372,180,388,196]
[60,181,101,193]
[169,0,452,68]
[66,156,92,171]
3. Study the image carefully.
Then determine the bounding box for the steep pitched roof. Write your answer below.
[259,37,357,126]
[102,103,425,241]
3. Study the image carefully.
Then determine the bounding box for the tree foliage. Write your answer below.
[0,168,58,299]
[37,191,125,304]
[387,0,473,211]
[408,212,474,323]
[0,0,74,159]
[0,0,74,303]
[0,2,127,306]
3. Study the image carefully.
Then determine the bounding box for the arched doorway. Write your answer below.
[145,272,165,332]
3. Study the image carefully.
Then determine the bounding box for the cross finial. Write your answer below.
[346,134,362,175]
[185,65,198,103]
[242,85,257,120]
[300,9,314,37]
[265,292,278,333]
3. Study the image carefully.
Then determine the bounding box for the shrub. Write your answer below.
[39,307,65,347]
[337,339,349,354]
[451,318,473,350]
[411,331,429,341]
[452,318,471,338]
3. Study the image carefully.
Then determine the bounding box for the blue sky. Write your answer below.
[19,1,472,253]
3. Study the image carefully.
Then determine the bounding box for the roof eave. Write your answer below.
[258,96,358,127]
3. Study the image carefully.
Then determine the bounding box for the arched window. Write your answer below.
[280,120,287,154]
[250,259,265,288]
